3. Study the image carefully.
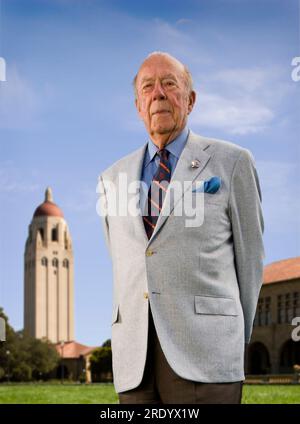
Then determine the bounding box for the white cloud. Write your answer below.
[150,18,212,66]
[257,160,300,233]
[0,161,40,193]
[210,67,270,93]
[191,91,274,135]
[175,18,193,26]
[190,66,291,135]
[64,186,98,215]
[0,65,41,130]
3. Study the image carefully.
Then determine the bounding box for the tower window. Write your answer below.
[63,259,69,268]
[41,257,48,266]
[64,231,68,249]
[38,228,44,240]
[52,227,58,242]
[52,258,59,267]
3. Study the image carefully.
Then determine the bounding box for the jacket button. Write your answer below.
[146,249,153,256]
[143,292,149,299]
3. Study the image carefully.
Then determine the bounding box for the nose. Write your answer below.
[152,80,167,101]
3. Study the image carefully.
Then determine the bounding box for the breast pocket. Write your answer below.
[192,191,223,206]
[194,295,238,316]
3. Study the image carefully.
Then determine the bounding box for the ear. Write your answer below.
[135,96,143,119]
[187,90,196,114]
[135,97,139,112]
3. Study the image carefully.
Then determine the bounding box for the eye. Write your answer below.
[163,80,176,87]
[142,83,153,91]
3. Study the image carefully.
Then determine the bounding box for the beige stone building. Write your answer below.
[23,188,100,382]
[24,187,74,343]
[54,341,97,383]
[246,257,300,375]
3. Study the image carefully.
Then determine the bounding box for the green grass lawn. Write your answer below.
[0,383,119,404]
[242,385,300,404]
[0,383,299,404]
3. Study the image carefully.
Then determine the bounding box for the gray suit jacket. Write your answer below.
[98,130,265,393]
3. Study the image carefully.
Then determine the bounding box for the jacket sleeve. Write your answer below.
[97,174,111,257]
[229,149,265,343]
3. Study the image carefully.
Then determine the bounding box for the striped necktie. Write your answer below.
[143,148,172,239]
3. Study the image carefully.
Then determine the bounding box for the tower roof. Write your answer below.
[33,187,64,218]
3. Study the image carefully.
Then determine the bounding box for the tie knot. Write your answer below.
[157,148,169,160]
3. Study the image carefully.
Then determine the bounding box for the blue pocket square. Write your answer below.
[192,176,221,194]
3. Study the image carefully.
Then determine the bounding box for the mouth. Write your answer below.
[152,110,171,116]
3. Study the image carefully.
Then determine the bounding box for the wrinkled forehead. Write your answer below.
[136,56,186,86]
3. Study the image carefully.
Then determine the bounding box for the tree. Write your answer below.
[0,308,18,381]
[0,307,59,381]
[19,331,59,379]
[89,344,112,382]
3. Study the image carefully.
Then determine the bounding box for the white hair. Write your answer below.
[133,51,194,98]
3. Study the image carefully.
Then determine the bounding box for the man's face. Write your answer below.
[135,55,196,141]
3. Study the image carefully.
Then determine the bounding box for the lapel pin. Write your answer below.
[191,160,200,168]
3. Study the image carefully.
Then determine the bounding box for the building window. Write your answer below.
[278,295,284,324]
[265,296,271,325]
[254,297,272,327]
[63,259,69,268]
[52,258,58,267]
[286,293,294,323]
[38,228,44,240]
[257,298,263,326]
[293,292,300,319]
[277,293,299,324]
[41,257,48,266]
[52,227,58,242]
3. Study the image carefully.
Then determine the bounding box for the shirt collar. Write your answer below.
[144,126,189,168]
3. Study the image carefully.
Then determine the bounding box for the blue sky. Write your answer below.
[0,0,299,346]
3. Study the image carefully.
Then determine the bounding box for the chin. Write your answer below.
[152,124,175,134]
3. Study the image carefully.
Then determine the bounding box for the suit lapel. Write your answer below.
[147,130,211,245]
[126,142,150,245]
[126,131,211,247]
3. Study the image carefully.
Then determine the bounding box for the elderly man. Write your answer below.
[98,52,265,404]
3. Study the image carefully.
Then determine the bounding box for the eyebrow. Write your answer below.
[140,74,178,84]
[162,74,178,80]
[140,77,153,84]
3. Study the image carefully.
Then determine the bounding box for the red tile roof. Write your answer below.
[263,257,300,285]
[55,341,97,358]
[33,187,64,218]
[34,201,64,218]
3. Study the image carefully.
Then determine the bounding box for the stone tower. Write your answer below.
[24,187,74,343]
